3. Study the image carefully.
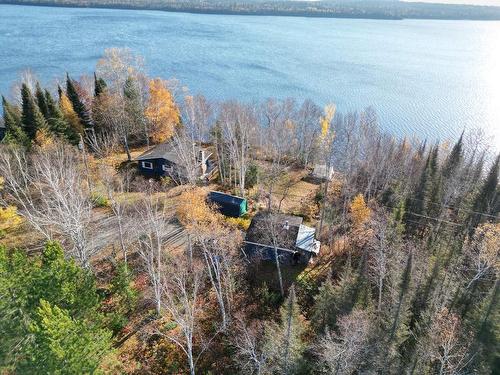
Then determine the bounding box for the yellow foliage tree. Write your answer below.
[60,93,84,135]
[0,205,22,233]
[145,79,179,144]
[350,194,372,228]
[320,103,336,139]
[34,127,55,149]
[176,188,221,230]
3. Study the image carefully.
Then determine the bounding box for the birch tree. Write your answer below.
[317,309,371,375]
[133,193,174,315]
[0,142,94,268]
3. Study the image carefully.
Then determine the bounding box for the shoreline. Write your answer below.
[2,1,500,20]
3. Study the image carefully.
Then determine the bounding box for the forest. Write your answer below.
[0,48,499,374]
[2,0,500,20]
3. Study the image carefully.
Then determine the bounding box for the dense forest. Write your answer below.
[0,48,499,374]
[2,0,500,20]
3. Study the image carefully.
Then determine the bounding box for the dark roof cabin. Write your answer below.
[135,142,214,181]
[207,191,248,218]
[243,212,320,265]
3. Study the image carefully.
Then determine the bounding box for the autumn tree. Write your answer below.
[350,193,372,229]
[145,78,179,144]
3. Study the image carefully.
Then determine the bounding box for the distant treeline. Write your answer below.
[2,0,500,20]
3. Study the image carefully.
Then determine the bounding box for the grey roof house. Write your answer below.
[243,212,320,265]
[135,142,215,182]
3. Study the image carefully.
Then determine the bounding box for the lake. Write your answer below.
[1,4,499,143]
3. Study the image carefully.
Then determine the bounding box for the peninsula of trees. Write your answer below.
[0,48,499,374]
[2,0,500,20]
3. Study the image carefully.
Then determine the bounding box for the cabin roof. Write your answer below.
[135,142,185,164]
[135,142,209,164]
[245,212,303,251]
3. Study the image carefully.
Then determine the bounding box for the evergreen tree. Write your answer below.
[1,96,29,146]
[263,287,305,374]
[404,150,432,232]
[0,242,109,371]
[66,74,93,129]
[44,90,80,145]
[21,83,47,140]
[94,72,107,97]
[312,268,357,332]
[19,299,112,374]
[468,154,500,232]
[35,82,50,120]
[442,131,463,180]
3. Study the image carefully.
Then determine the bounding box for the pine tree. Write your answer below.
[20,299,112,374]
[94,72,107,97]
[468,154,499,233]
[44,90,80,145]
[20,83,47,140]
[0,241,110,371]
[66,74,93,128]
[35,82,50,120]
[2,96,29,146]
[312,268,357,332]
[442,131,463,180]
[263,287,305,374]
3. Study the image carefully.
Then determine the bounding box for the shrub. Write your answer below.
[109,312,128,335]
[91,192,110,208]
[245,163,259,188]
[225,216,251,230]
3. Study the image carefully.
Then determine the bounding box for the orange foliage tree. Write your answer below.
[145,79,179,144]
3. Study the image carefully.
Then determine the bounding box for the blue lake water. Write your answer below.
[1,4,499,142]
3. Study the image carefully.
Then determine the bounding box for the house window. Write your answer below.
[162,164,173,173]
[142,161,153,170]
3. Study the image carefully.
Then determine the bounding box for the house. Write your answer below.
[311,164,334,181]
[207,191,248,218]
[243,212,320,265]
[135,142,215,181]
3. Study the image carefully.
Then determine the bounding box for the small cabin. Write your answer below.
[243,212,320,265]
[208,191,247,218]
[135,142,215,181]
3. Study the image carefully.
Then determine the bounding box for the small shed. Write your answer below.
[208,191,247,218]
[311,164,334,181]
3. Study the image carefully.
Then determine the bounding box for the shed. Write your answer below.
[208,191,247,218]
[311,164,334,181]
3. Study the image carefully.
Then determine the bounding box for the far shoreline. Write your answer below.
[2,0,500,21]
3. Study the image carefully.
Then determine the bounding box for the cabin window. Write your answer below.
[142,161,153,170]
[162,164,173,173]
